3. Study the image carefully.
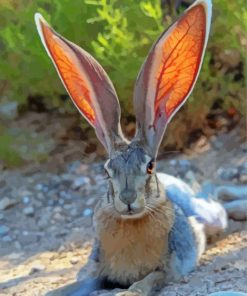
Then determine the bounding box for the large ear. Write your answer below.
[133,0,212,157]
[35,13,126,156]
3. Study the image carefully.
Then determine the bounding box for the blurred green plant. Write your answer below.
[0,125,23,167]
[0,0,246,164]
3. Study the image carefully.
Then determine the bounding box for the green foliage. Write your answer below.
[0,0,245,113]
[0,125,23,167]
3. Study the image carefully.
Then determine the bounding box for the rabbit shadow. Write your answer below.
[45,277,128,296]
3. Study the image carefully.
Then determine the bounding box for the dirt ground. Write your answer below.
[0,125,246,296]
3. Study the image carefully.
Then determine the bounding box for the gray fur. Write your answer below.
[168,206,198,279]
[108,146,148,176]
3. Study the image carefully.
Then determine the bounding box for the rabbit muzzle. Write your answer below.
[119,189,137,205]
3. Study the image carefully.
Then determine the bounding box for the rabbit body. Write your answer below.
[90,172,206,288]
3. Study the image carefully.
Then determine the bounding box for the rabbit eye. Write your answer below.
[146,160,155,174]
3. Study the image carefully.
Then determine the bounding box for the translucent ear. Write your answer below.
[133,0,212,156]
[35,13,125,155]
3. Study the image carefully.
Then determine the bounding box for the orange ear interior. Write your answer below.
[154,4,206,118]
[40,21,96,124]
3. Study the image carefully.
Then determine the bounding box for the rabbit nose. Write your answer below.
[119,190,137,205]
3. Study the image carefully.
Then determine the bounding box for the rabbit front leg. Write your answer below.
[116,271,166,296]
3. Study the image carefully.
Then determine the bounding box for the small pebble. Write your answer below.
[70,257,79,265]
[217,167,239,181]
[0,225,10,236]
[2,235,12,242]
[83,208,93,217]
[23,206,35,217]
[35,183,44,191]
[169,159,177,166]
[22,196,30,204]
[70,208,78,217]
[59,191,71,200]
[29,264,46,275]
[53,212,64,221]
[86,197,95,207]
[178,159,191,168]
[58,199,65,205]
[0,197,17,210]
[72,176,90,189]
[239,174,247,183]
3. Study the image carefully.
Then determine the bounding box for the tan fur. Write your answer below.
[94,199,174,285]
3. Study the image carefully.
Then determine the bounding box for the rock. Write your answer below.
[2,235,12,242]
[53,212,64,221]
[37,192,45,201]
[240,142,247,152]
[38,211,52,228]
[35,183,49,192]
[48,200,55,206]
[0,225,10,237]
[70,208,78,217]
[0,213,4,220]
[8,252,22,260]
[239,162,247,174]
[239,174,247,183]
[35,183,44,191]
[63,204,73,210]
[59,190,71,200]
[19,190,32,197]
[53,206,62,213]
[224,200,247,221]
[190,135,211,153]
[14,241,22,250]
[22,196,30,204]
[217,167,239,181]
[18,233,39,245]
[178,159,191,168]
[61,173,73,181]
[29,264,46,275]
[227,219,246,234]
[0,197,17,210]
[169,159,177,166]
[23,206,35,217]
[58,199,65,205]
[85,197,95,207]
[215,185,247,201]
[72,176,90,189]
[83,208,93,217]
[70,257,79,265]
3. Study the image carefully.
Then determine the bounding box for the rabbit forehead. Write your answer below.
[105,147,152,175]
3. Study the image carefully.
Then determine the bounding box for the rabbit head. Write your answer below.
[35,0,211,217]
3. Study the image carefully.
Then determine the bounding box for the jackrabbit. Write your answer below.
[35,0,227,295]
